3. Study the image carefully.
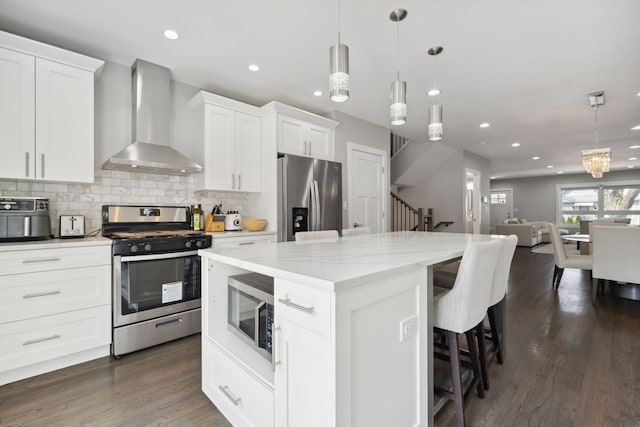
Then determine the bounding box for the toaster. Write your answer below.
[224,212,243,231]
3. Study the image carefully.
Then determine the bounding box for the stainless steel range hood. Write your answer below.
[102,59,202,176]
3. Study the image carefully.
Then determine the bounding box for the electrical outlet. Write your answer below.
[400,316,418,342]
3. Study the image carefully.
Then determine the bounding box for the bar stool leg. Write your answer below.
[487,307,503,364]
[465,328,485,399]
[475,322,489,391]
[446,330,466,427]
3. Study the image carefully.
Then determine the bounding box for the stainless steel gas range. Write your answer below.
[102,205,212,357]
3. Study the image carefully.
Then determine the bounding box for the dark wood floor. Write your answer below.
[1,247,639,426]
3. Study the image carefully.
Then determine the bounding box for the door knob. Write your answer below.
[353,222,363,228]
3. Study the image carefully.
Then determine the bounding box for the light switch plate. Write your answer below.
[59,215,85,238]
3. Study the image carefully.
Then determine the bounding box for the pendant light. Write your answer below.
[329,0,349,102]
[427,46,444,141]
[582,91,610,178]
[389,9,408,126]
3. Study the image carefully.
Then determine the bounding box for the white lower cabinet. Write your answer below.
[211,234,275,249]
[202,338,274,427]
[0,241,112,385]
[273,318,333,427]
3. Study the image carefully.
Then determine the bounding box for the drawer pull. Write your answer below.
[218,385,241,406]
[22,257,61,264]
[23,334,61,346]
[23,290,61,299]
[155,318,183,328]
[238,241,255,245]
[278,297,314,314]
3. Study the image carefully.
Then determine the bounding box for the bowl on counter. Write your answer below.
[243,218,267,232]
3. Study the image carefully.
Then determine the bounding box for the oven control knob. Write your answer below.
[130,245,138,253]
[196,240,203,248]
[185,240,192,248]
[144,244,152,251]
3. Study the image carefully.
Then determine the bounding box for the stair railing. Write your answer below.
[391,192,429,231]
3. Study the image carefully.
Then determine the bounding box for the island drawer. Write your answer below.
[0,265,110,324]
[274,279,331,337]
[203,339,274,427]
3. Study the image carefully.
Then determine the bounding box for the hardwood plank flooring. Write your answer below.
[1,246,638,426]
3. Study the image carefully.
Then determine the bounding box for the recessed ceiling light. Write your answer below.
[628,165,636,168]
[427,88,440,96]
[532,156,540,160]
[480,122,490,128]
[511,142,520,147]
[131,164,138,168]
[163,29,179,40]
[248,64,260,72]
[313,90,323,97]
[636,92,640,96]
[480,141,486,145]
[631,125,640,130]
[490,176,496,179]
[557,171,564,174]
[629,157,638,161]
[630,145,640,149]
[547,165,554,169]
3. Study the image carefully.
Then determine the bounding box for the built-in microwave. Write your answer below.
[228,273,274,362]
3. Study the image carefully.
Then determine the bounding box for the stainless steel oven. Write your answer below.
[103,205,211,357]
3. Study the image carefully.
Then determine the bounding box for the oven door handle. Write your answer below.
[120,250,200,262]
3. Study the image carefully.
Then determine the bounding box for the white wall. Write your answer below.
[490,169,640,225]
[397,149,491,234]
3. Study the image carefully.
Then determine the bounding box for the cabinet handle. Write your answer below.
[303,141,307,155]
[231,173,235,189]
[23,334,61,346]
[22,257,61,264]
[278,297,314,314]
[155,318,183,328]
[273,325,282,369]
[238,174,241,189]
[41,153,45,178]
[238,241,255,245]
[218,385,241,406]
[23,290,61,299]
[25,152,29,177]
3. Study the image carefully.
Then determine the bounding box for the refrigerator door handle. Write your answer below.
[313,180,321,231]
[309,183,315,231]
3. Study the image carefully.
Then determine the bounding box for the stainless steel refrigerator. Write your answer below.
[277,154,343,242]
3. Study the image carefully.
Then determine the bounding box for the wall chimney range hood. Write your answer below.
[102,59,202,176]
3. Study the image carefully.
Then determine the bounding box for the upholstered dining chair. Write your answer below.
[294,230,339,241]
[547,223,592,289]
[341,227,371,236]
[433,238,502,427]
[591,225,640,304]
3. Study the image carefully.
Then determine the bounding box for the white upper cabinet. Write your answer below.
[278,115,332,160]
[0,47,35,180]
[190,91,262,192]
[262,102,339,162]
[0,32,103,183]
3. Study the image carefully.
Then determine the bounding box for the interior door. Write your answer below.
[490,188,513,233]
[348,144,387,233]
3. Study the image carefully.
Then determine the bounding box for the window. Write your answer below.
[491,192,507,205]
[559,184,640,225]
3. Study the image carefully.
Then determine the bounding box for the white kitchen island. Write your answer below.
[198,231,498,427]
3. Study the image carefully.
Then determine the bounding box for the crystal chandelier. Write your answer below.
[581,91,610,179]
[329,0,349,102]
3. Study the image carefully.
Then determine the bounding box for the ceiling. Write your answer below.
[1,0,639,179]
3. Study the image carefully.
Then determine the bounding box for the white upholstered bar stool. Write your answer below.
[341,227,371,236]
[548,223,592,289]
[479,234,517,390]
[433,239,502,427]
[294,230,339,241]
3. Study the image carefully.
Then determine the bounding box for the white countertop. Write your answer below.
[0,236,112,252]
[199,231,497,290]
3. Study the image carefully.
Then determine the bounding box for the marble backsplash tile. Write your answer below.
[0,169,248,236]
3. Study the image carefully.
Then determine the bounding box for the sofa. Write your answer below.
[495,219,568,247]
